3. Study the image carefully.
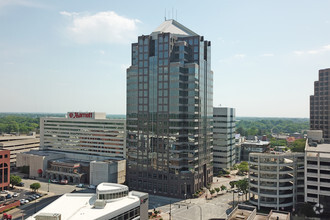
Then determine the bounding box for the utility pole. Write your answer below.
[169,200,172,220]
[232,191,235,209]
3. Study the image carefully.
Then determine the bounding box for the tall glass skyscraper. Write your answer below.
[126,19,213,198]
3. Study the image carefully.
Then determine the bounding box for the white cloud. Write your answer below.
[60,11,141,44]
[294,44,330,55]
[261,53,274,57]
[234,54,246,58]
[99,50,105,55]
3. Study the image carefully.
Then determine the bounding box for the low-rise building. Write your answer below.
[241,139,270,161]
[0,134,39,166]
[16,150,126,184]
[227,204,290,220]
[27,183,148,220]
[249,152,304,211]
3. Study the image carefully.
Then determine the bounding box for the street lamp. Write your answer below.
[34,197,37,213]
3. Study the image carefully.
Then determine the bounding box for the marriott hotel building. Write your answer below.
[40,112,126,159]
[126,20,213,198]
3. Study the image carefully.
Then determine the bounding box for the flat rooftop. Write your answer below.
[242,140,270,146]
[268,210,290,220]
[306,140,330,158]
[228,205,256,220]
[0,138,40,147]
[22,150,63,157]
[0,135,38,141]
[28,192,140,220]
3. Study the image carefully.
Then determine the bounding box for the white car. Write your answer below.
[76,184,84,188]
[20,199,26,204]
[88,185,96,189]
[13,193,18,197]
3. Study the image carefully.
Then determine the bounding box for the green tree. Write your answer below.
[229,181,236,189]
[270,138,287,147]
[221,185,227,191]
[290,139,306,152]
[30,182,41,192]
[235,178,249,200]
[215,187,220,195]
[10,175,21,188]
[209,189,215,196]
[238,161,249,173]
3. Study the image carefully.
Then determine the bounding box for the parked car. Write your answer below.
[51,179,59,183]
[16,182,24,187]
[88,185,96,189]
[12,193,18,197]
[19,199,26,204]
[0,191,8,194]
[5,194,12,199]
[36,193,42,197]
[60,180,68,185]
[33,194,40,199]
[76,184,84,188]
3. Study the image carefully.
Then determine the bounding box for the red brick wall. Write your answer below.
[0,200,20,213]
[0,150,10,190]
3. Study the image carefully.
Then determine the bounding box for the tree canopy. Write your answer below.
[30,182,41,192]
[10,175,22,188]
[236,118,309,136]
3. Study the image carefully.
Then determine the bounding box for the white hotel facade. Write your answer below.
[40,112,126,159]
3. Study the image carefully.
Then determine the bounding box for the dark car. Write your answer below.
[0,196,5,201]
[16,182,24,187]
[5,194,11,199]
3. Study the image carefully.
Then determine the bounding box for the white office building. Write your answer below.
[249,152,305,210]
[40,112,126,159]
[28,183,148,220]
[213,107,236,171]
[305,131,330,213]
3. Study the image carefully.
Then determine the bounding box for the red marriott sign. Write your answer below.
[68,112,94,119]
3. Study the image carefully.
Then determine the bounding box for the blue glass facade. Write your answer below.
[126,20,213,198]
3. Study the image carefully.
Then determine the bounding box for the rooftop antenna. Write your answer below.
[164,9,166,21]
[172,7,174,19]
[176,10,177,21]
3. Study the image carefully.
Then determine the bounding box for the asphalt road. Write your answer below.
[149,175,247,220]
[11,195,61,220]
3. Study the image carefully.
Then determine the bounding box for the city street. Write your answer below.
[149,175,247,220]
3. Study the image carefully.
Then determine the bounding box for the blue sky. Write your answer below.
[1,0,330,117]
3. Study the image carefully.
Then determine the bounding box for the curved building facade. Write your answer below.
[249,152,304,210]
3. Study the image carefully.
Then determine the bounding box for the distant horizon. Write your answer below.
[0,112,309,119]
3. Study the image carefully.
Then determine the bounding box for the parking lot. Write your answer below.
[2,174,93,219]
